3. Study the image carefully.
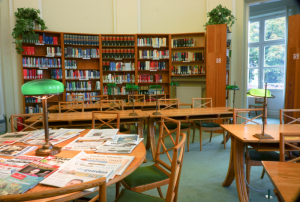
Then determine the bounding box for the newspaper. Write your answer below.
[80,129,118,141]
[0,145,37,157]
[96,138,143,154]
[104,135,139,146]
[0,132,33,145]
[39,156,71,166]
[62,137,104,151]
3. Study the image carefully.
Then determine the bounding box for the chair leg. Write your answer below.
[192,124,196,143]
[261,168,265,179]
[157,187,164,198]
[200,128,202,151]
[223,130,226,149]
[116,181,121,198]
[209,131,213,142]
[246,162,251,197]
[187,129,190,152]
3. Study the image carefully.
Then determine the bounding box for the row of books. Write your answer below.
[102,49,134,59]
[22,47,35,55]
[103,62,135,71]
[65,70,100,80]
[171,38,196,47]
[50,69,63,79]
[171,52,203,61]
[137,37,167,47]
[46,47,62,57]
[64,60,77,69]
[23,57,62,68]
[103,74,134,84]
[65,81,100,91]
[23,69,43,79]
[25,106,43,114]
[64,34,99,46]
[103,86,127,95]
[138,50,169,59]
[64,47,100,58]
[138,61,167,71]
[65,92,100,101]
[22,33,59,45]
[138,74,162,83]
[102,36,135,46]
[171,65,205,75]
[25,96,42,103]
[139,86,165,95]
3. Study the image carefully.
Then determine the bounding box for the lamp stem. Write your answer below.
[233,81,236,110]
[156,81,158,113]
[42,97,50,146]
[262,82,267,135]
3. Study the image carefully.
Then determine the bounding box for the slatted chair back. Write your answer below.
[280,109,300,124]
[0,177,106,202]
[67,94,84,102]
[91,95,109,104]
[233,108,265,125]
[100,100,124,111]
[158,99,179,110]
[148,94,166,102]
[192,98,212,108]
[92,111,120,129]
[128,94,145,102]
[58,101,84,113]
[11,114,44,132]
[279,132,300,162]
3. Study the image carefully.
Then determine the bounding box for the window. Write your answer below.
[248,13,286,90]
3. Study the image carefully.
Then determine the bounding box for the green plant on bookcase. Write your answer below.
[12,8,47,54]
[204,4,237,29]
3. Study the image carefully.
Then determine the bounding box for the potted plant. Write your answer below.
[204,4,237,30]
[12,8,47,54]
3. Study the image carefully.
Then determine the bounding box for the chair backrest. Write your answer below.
[255,97,264,104]
[128,94,145,102]
[58,101,84,113]
[192,98,212,108]
[155,116,186,202]
[67,94,84,102]
[280,109,300,124]
[233,108,265,124]
[0,177,106,202]
[100,100,124,111]
[148,94,166,102]
[279,132,300,162]
[92,111,120,129]
[158,99,179,110]
[91,95,109,104]
[10,114,44,132]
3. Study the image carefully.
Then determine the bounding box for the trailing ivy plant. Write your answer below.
[204,4,237,29]
[12,8,47,54]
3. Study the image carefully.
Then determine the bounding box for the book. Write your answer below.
[0,132,33,145]
[80,129,119,141]
[0,145,37,157]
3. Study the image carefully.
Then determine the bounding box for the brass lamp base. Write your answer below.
[253,133,274,139]
[35,144,61,156]
[152,111,162,115]
[129,112,138,116]
[228,108,233,111]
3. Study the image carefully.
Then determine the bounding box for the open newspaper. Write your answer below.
[80,129,118,141]
[0,132,33,145]
[104,135,139,146]
[62,137,104,151]
[95,137,143,154]
[39,156,71,166]
[0,145,37,157]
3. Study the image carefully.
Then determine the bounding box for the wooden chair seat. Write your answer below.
[115,189,164,202]
[122,165,169,189]
[292,151,299,157]
[247,149,286,162]
[194,122,220,128]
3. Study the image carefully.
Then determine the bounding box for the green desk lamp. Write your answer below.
[125,83,139,116]
[107,83,117,107]
[170,82,179,98]
[247,83,275,139]
[21,79,64,156]
[225,81,239,111]
[149,84,162,115]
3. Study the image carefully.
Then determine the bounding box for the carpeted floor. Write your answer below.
[102,117,280,202]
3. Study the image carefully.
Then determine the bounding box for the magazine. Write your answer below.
[0,132,33,145]
[80,129,118,141]
[62,137,104,151]
[96,138,143,154]
[104,135,139,146]
[18,160,59,178]
[39,156,71,166]
[0,145,37,157]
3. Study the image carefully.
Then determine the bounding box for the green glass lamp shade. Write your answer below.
[107,83,117,88]
[149,85,162,90]
[247,89,274,98]
[21,79,64,96]
[125,84,139,91]
[226,85,239,90]
[170,82,179,86]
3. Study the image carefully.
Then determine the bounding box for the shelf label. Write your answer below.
[153,46,160,48]
[115,58,122,60]
[39,67,48,69]
[79,78,89,80]
[83,58,90,59]
[46,55,54,57]
[293,54,299,59]
[153,58,159,60]
[183,61,190,63]
[150,70,157,71]
[35,43,44,45]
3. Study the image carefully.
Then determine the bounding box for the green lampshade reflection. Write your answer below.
[170,82,179,86]
[125,84,139,91]
[226,85,239,90]
[247,89,274,98]
[149,85,162,90]
[21,79,64,96]
[107,83,117,88]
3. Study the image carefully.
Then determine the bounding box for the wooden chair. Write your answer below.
[67,94,84,102]
[0,177,106,202]
[148,94,166,102]
[92,111,129,134]
[128,94,145,102]
[10,114,44,132]
[91,95,109,104]
[59,101,84,113]
[100,100,124,111]
[115,116,186,202]
[280,132,300,162]
[191,98,226,151]
[158,99,179,110]
[248,97,265,116]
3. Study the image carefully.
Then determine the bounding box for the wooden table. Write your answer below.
[146,107,233,160]
[48,101,191,112]
[262,161,300,202]
[25,110,149,138]
[0,129,146,201]
[221,124,300,202]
